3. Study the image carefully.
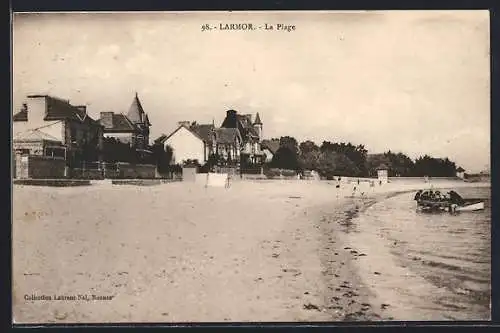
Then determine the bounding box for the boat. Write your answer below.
[414,190,485,213]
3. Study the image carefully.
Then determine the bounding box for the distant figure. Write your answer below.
[225,174,231,188]
[379,180,382,186]
[357,179,360,185]
[338,177,341,182]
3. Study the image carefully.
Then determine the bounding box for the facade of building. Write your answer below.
[13,94,103,164]
[160,121,243,165]
[99,93,151,150]
[220,110,264,165]
[161,123,207,164]
[456,167,466,179]
[160,110,264,167]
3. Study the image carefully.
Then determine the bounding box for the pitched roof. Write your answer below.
[165,124,205,142]
[456,167,465,172]
[214,128,241,144]
[14,96,99,125]
[13,108,27,121]
[254,112,262,125]
[45,96,93,122]
[144,113,151,126]
[127,93,148,124]
[190,124,216,143]
[100,113,137,132]
[14,129,62,142]
[261,139,280,154]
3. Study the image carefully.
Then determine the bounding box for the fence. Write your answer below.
[240,167,263,175]
[215,166,238,176]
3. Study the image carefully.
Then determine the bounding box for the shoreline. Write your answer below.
[311,182,490,321]
[310,190,415,321]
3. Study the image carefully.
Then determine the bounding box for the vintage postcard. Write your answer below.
[12,10,490,323]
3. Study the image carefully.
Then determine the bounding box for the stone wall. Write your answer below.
[116,162,156,179]
[70,168,104,180]
[16,155,66,179]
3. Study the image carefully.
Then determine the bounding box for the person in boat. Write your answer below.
[448,190,465,206]
[428,190,435,200]
[420,190,429,200]
[414,190,423,201]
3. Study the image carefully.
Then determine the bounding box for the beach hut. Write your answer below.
[456,167,465,179]
[376,164,389,184]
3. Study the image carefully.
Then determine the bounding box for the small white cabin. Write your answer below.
[376,164,389,184]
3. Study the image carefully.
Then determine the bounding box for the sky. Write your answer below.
[12,11,490,172]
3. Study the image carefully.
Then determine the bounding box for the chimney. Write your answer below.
[25,95,48,126]
[223,110,238,128]
[100,112,114,129]
[178,121,191,127]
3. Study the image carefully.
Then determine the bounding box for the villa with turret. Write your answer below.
[157,109,265,167]
[98,93,152,151]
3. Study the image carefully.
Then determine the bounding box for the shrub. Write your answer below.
[281,169,297,177]
[263,168,281,178]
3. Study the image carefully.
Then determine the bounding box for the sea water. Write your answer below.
[347,187,491,320]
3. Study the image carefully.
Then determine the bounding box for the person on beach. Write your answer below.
[225,174,231,188]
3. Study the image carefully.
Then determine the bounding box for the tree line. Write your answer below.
[99,135,461,178]
[267,136,460,178]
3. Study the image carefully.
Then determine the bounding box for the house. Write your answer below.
[260,139,280,163]
[456,167,466,179]
[220,109,264,164]
[13,94,103,164]
[159,121,242,166]
[159,122,212,165]
[98,93,151,150]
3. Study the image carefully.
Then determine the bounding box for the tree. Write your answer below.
[384,151,415,177]
[413,155,457,177]
[150,143,174,174]
[316,151,359,179]
[271,146,300,170]
[102,137,137,163]
[279,136,299,155]
[319,141,367,176]
[298,140,320,170]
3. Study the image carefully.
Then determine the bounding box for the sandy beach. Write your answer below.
[12,179,489,323]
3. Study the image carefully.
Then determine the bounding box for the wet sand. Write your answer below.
[12,179,488,323]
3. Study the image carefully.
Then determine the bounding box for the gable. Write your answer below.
[165,125,204,143]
